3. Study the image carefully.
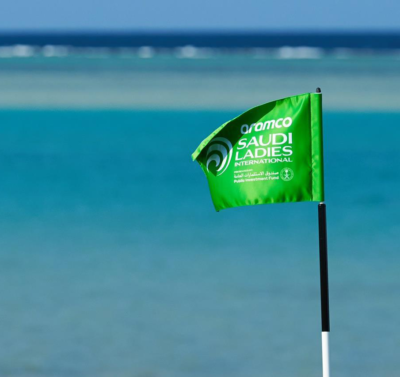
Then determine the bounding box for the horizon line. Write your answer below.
[1,28,400,35]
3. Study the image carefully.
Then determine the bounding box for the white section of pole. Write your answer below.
[321,331,330,377]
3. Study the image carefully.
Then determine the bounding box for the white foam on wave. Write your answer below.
[0,44,399,60]
[137,46,155,59]
[42,45,69,57]
[174,45,215,59]
[276,46,324,59]
[0,45,36,58]
[175,45,198,59]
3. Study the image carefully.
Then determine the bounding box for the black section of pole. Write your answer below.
[318,202,330,332]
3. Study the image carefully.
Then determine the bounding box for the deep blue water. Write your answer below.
[0,32,400,50]
[0,110,399,376]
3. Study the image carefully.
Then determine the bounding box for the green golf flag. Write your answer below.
[192,92,324,211]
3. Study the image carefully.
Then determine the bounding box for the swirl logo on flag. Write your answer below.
[206,137,233,176]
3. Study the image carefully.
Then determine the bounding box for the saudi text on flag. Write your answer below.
[192,93,325,211]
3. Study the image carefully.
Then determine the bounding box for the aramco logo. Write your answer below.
[206,137,233,176]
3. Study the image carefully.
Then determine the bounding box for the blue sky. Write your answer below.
[0,0,398,31]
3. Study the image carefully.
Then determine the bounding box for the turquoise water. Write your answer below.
[0,57,399,377]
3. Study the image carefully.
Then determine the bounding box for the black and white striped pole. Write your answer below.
[316,87,330,377]
[318,202,330,377]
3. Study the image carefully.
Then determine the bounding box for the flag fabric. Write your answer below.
[192,93,324,211]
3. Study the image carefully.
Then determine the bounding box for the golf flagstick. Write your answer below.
[192,88,329,375]
[315,87,331,377]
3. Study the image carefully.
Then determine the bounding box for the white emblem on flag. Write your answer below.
[280,167,294,181]
[206,137,233,176]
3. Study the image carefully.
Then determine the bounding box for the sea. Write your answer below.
[0,33,399,377]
